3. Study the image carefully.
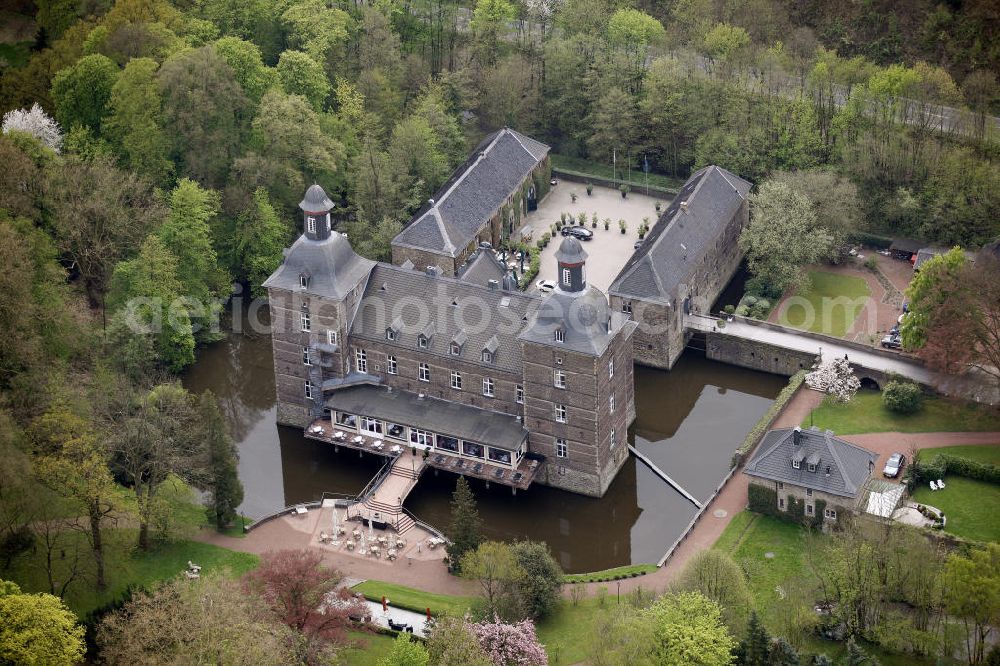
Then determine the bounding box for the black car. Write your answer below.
[560,226,594,240]
[881,334,902,350]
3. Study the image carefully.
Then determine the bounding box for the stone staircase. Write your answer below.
[358,455,426,534]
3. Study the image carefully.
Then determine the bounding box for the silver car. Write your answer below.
[883,452,906,478]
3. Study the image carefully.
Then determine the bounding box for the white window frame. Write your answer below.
[555,438,567,458]
[555,404,566,423]
[327,330,338,345]
[792,460,801,470]
[515,384,524,404]
[302,346,311,365]
[361,416,383,435]
[806,503,814,516]
[562,267,571,286]
[386,328,397,341]
[355,349,367,373]
[824,508,837,520]
[609,393,615,412]
[418,363,430,382]
[387,355,397,375]
[450,342,462,356]
[482,350,492,363]
[806,488,813,497]
[410,429,433,447]
[554,328,565,343]
[300,310,311,332]
[299,274,308,289]
[553,369,566,389]
[306,216,317,233]
[609,357,615,379]
[482,377,494,397]
[304,381,313,400]
[611,428,616,448]
[418,336,428,349]
[622,301,632,315]
[451,371,462,390]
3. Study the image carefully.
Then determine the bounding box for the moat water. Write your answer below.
[182,304,784,573]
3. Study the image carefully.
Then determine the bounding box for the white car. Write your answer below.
[536,279,556,293]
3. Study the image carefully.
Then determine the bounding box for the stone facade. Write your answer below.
[750,479,856,524]
[706,332,817,376]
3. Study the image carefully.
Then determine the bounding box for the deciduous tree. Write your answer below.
[277,50,330,111]
[0,580,85,665]
[50,53,119,133]
[646,591,736,666]
[104,57,172,185]
[379,633,430,666]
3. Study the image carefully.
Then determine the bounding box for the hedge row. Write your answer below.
[732,370,807,467]
[910,453,1000,487]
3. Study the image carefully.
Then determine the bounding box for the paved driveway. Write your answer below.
[519,183,668,294]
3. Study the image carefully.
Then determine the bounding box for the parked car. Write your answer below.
[889,324,900,336]
[633,240,644,250]
[560,226,594,240]
[883,452,906,478]
[881,335,902,350]
[536,279,556,293]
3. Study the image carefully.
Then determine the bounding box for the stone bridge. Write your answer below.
[684,314,998,404]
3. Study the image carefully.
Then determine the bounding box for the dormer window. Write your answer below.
[554,328,565,343]
[807,463,816,472]
[792,460,801,469]
[622,301,633,315]
[418,335,428,349]
[450,331,467,356]
[299,274,310,289]
[386,316,403,342]
[482,335,499,365]
[482,350,492,363]
[450,342,461,356]
[386,328,397,341]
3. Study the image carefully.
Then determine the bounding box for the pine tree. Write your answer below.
[845,637,879,666]
[199,391,243,529]
[738,610,770,666]
[446,476,481,572]
[767,637,800,666]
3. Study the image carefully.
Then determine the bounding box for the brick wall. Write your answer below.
[706,333,817,376]
[751,479,860,523]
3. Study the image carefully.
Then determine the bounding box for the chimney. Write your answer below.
[792,426,802,445]
[426,266,442,277]
[488,279,499,290]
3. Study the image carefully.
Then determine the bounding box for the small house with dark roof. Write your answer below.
[609,165,752,369]
[391,128,551,276]
[744,426,878,522]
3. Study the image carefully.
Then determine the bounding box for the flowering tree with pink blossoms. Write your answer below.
[468,616,547,666]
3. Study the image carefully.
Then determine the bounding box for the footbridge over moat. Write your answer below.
[684,313,998,405]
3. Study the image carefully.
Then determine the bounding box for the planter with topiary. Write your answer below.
[571,192,577,203]
[619,219,627,234]
[586,183,593,195]
[655,201,662,212]
[620,184,630,198]
[603,218,610,230]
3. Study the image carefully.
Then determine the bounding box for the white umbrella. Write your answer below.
[332,508,339,534]
[368,517,374,542]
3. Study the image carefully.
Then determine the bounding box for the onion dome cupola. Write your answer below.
[554,236,587,292]
[299,183,335,241]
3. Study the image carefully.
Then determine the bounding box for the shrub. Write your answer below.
[745,275,783,300]
[864,255,877,270]
[586,183,593,195]
[603,218,610,230]
[882,380,922,414]
[578,212,587,225]
[744,295,758,306]
[735,305,749,317]
[724,305,735,315]
[570,192,577,203]
[536,239,544,250]
[559,212,566,224]
[591,212,598,226]
[748,483,779,516]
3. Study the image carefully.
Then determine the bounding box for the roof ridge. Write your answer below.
[372,262,541,301]
[431,207,456,253]
[431,129,507,208]
[748,428,792,471]
[505,127,543,161]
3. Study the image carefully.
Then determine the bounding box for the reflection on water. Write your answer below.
[183,305,784,572]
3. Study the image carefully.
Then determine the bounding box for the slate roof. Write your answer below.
[609,165,751,303]
[744,427,878,499]
[518,284,635,357]
[299,183,334,212]
[348,263,541,374]
[392,128,550,258]
[263,231,376,301]
[456,248,509,287]
[324,384,529,450]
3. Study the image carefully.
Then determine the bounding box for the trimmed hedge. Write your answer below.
[732,370,808,467]
[910,453,1000,487]
[748,483,779,516]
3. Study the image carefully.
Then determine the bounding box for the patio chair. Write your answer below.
[929,480,938,491]
[937,479,946,489]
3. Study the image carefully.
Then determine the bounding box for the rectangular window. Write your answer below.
[304,381,313,399]
[554,329,565,343]
[386,355,397,375]
[302,346,311,365]
[555,438,567,458]
[824,508,837,520]
[791,460,801,469]
[622,301,632,315]
[436,435,458,452]
[555,404,567,423]
[451,371,462,390]
[462,441,484,458]
[450,342,461,356]
[609,393,615,411]
[562,267,571,285]
[609,357,615,379]
[299,274,308,289]
[419,363,430,382]
[482,377,494,397]
[806,503,814,516]
[778,482,784,490]
[418,336,428,349]
[488,447,512,465]
[386,329,396,341]
[335,412,356,427]
[481,350,492,363]
[386,423,405,440]
[610,428,616,448]
[306,216,316,233]
[327,330,337,345]
[300,311,311,332]
[361,416,383,435]
[553,369,566,389]
[778,497,785,510]
[410,429,434,447]
[355,349,367,373]
[515,384,524,404]
[806,488,813,497]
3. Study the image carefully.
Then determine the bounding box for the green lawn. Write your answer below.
[550,153,684,192]
[910,476,1000,543]
[562,563,657,583]
[342,630,397,665]
[4,528,259,617]
[917,444,1000,466]
[806,391,1000,435]
[777,270,870,337]
[352,580,474,617]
